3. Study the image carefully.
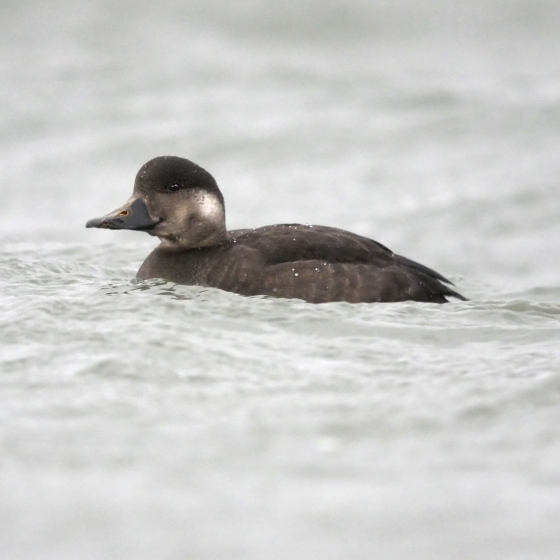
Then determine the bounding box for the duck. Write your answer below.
[86,155,466,303]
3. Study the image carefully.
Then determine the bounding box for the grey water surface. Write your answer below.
[1,1,560,559]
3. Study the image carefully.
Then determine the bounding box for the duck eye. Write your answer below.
[167,184,181,192]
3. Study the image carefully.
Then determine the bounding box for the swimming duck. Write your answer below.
[86,156,466,303]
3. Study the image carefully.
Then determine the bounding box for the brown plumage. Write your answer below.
[86,156,466,304]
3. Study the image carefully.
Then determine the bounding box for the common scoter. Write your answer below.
[86,156,466,303]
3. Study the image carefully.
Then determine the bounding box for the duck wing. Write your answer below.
[231,224,392,265]
[229,224,466,303]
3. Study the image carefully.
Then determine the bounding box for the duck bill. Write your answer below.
[86,198,159,230]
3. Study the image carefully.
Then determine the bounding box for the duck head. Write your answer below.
[86,156,227,248]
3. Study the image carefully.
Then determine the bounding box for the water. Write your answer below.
[1,1,560,558]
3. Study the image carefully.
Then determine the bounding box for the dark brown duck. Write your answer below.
[86,156,466,303]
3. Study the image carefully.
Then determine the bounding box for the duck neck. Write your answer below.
[158,217,229,250]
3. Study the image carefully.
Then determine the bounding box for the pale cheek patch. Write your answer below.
[197,191,224,221]
[174,204,190,225]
